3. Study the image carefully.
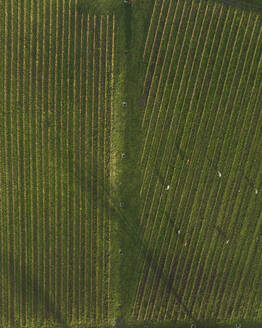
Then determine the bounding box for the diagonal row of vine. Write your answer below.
[132,0,262,323]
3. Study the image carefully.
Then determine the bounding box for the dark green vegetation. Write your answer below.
[221,0,262,11]
[0,0,262,327]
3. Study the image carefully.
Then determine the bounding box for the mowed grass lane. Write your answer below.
[0,0,115,327]
[132,0,262,324]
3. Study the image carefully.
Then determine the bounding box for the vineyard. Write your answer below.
[128,0,262,324]
[0,0,262,327]
[0,0,115,327]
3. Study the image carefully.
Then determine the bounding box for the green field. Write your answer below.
[0,0,262,327]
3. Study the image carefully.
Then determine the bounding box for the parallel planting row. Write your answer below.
[0,0,115,327]
[132,0,262,323]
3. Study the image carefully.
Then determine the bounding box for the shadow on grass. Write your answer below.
[98,181,198,324]
[210,0,262,13]
[3,251,70,328]
[123,1,132,51]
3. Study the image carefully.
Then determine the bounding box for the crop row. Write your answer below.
[141,0,188,129]
[133,0,262,322]
[134,1,212,317]
[0,0,115,326]
[134,0,224,318]
[141,1,221,320]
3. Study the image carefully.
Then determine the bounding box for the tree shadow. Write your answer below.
[153,164,167,187]
[3,250,70,328]
[98,181,198,323]
[152,141,186,187]
[215,225,228,241]
[244,174,256,190]
[174,141,186,161]
[206,155,219,172]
